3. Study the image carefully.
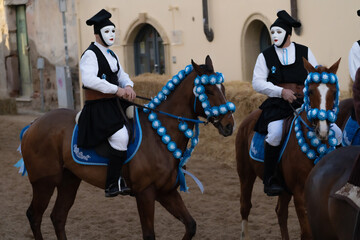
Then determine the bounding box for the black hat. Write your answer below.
[357,9,360,16]
[86,9,115,34]
[270,10,301,35]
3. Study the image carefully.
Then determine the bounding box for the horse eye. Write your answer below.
[205,89,214,95]
[308,89,313,95]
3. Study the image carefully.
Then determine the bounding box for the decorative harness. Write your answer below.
[294,71,339,164]
[143,65,235,192]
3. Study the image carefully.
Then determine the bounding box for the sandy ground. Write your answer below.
[0,112,301,240]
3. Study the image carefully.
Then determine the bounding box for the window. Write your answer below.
[134,24,165,75]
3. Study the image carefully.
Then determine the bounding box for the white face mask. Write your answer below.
[270,26,286,47]
[100,25,115,46]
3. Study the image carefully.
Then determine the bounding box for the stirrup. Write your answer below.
[118,177,131,195]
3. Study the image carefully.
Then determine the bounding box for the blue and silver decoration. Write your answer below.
[192,72,235,118]
[271,66,276,74]
[295,71,339,164]
[302,72,340,123]
[295,116,337,164]
[143,64,235,192]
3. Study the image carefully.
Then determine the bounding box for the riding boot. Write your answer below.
[263,142,283,196]
[105,149,131,197]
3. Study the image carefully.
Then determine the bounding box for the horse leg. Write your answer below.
[135,187,156,240]
[293,191,312,240]
[157,189,196,240]
[26,177,56,240]
[238,167,257,240]
[275,193,292,240]
[50,168,81,240]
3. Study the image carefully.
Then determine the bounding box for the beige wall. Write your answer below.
[25,0,78,67]
[75,0,360,93]
[1,0,359,103]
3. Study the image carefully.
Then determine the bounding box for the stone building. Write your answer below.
[0,0,79,111]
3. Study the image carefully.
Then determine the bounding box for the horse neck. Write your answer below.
[156,72,198,148]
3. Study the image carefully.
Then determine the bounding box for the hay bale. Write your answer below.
[132,73,171,105]
[0,98,17,115]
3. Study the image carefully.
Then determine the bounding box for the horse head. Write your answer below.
[302,57,341,140]
[191,55,235,136]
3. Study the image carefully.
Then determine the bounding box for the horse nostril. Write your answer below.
[226,124,233,134]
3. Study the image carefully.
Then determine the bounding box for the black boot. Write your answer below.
[105,149,131,197]
[263,143,283,196]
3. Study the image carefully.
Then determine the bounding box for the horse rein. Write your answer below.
[288,101,314,131]
[135,95,152,101]
[119,97,207,124]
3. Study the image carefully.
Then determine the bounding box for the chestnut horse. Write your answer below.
[236,58,341,240]
[20,56,235,240]
[305,146,360,240]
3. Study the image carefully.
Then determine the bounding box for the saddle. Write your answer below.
[72,107,142,166]
[250,114,295,162]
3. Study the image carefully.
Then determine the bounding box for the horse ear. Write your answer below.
[205,55,214,72]
[303,57,316,73]
[328,58,341,74]
[191,59,202,75]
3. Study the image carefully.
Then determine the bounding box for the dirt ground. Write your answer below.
[0,111,303,240]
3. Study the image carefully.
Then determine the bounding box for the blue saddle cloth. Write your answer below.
[71,107,142,166]
[249,132,267,162]
[249,117,295,163]
[342,116,360,146]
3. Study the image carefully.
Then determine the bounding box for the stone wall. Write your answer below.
[0,0,80,111]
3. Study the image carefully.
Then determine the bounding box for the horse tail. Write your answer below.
[16,117,40,176]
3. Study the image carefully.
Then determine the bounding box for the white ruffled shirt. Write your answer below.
[349,41,360,82]
[80,41,133,94]
[252,42,318,98]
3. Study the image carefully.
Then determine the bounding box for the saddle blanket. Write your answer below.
[342,116,360,146]
[249,132,289,163]
[249,132,266,162]
[71,107,142,166]
[249,116,296,163]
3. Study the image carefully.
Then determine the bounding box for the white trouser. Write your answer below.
[108,126,129,151]
[265,119,343,147]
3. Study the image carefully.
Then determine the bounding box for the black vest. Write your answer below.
[82,42,120,87]
[263,43,308,85]
[357,40,360,46]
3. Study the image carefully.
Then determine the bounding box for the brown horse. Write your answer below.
[20,56,235,240]
[305,146,360,240]
[236,58,341,240]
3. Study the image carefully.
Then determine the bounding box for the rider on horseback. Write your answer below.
[252,10,342,196]
[77,9,136,197]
